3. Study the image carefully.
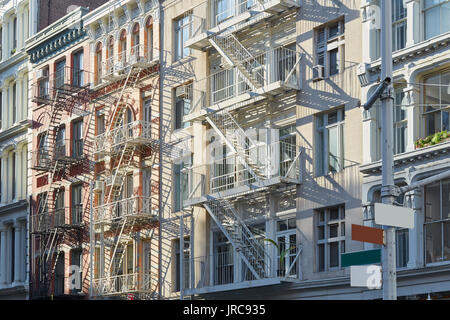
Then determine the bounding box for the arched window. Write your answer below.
[145,16,154,60]
[119,29,127,64]
[132,23,140,47]
[95,42,102,85]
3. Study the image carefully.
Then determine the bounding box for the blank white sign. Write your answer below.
[350,265,382,289]
[374,203,414,229]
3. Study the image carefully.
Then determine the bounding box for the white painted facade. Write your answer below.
[359,0,450,299]
[0,0,35,300]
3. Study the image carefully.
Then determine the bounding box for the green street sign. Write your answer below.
[341,249,381,267]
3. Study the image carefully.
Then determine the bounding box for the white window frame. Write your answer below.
[315,20,344,78]
[174,12,192,61]
[276,216,297,278]
[316,205,346,272]
[392,0,407,51]
[316,108,345,176]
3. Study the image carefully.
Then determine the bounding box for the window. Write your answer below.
[174,237,190,291]
[173,159,190,212]
[392,0,407,51]
[70,249,82,293]
[316,108,345,176]
[146,17,154,60]
[12,83,16,124]
[55,59,66,89]
[72,119,83,158]
[279,124,297,177]
[276,217,297,277]
[393,88,407,154]
[315,20,344,78]
[54,188,65,227]
[71,184,82,225]
[11,151,15,200]
[54,126,65,159]
[73,50,84,87]
[119,29,127,64]
[396,228,409,268]
[12,17,17,51]
[0,91,2,130]
[424,179,450,264]
[38,67,49,101]
[174,13,192,60]
[316,205,345,272]
[174,84,191,130]
[424,0,450,40]
[95,43,102,85]
[422,70,450,136]
[132,23,140,47]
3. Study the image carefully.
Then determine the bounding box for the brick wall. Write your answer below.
[38,0,109,31]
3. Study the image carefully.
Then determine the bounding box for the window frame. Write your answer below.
[174,12,192,61]
[315,108,345,176]
[315,19,344,78]
[315,205,346,272]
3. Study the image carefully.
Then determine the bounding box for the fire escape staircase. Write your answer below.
[209,34,265,93]
[204,198,269,279]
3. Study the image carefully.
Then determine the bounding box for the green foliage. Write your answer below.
[415,130,449,149]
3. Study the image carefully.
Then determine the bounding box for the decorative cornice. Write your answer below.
[360,141,450,174]
[367,33,450,74]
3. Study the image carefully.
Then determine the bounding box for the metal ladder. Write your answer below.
[204,197,269,279]
[209,34,265,91]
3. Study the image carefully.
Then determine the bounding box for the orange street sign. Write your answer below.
[352,224,384,246]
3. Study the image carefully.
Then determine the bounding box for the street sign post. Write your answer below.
[341,249,382,268]
[374,203,414,229]
[352,224,384,245]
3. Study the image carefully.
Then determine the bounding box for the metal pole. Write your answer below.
[89,181,94,298]
[180,216,184,300]
[380,0,397,300]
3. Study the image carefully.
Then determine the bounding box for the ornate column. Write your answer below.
[1,155,7,204]
[0,228,6,284]
[16,7,23,50]
[406,188,424,268]
[16,75,23,122]
[405,0,420,47]
[13,221,22,283]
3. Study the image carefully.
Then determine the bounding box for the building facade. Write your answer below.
[83,0,167,300]
[0,0,33,300]
[359,0,450,299]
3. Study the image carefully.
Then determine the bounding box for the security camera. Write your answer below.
[362,77,391,111]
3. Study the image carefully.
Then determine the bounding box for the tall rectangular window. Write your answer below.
[393,88,407,154]
[54,59,66,89]
[71,184,82,225]
[276,217,297,277]
[316,108,345,176]
[173,160,189,212]
[174,13,192,61]
[424,0,450,40]
[73,50,84,87]
[174,237,190,291]
[423,70,450,137]
[12,83,16,124]
[70,249,82,293]
[55,126,65,159]
[424,179,450,264]
[0,91,2,129]
[392,0,407,51]
[174,84,191,130]
[72,119,83,158]
[315,20,344,79]
[396,228,409,268]
[316,205,345,272]
[12,17,17,51]
[11,152,15,199]
[55,189,65,227]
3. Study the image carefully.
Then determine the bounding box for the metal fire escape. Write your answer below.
[183,0,303,283]
[30,66,95,298]
[91,43,169,299]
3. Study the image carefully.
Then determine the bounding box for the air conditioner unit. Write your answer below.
[106,175,123,188]
[36,69,48,79]
[175,85,189,98]
[93,180,104,192]
[312,65,324,81]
